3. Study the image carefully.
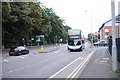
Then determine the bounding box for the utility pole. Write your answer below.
[90,10,93,47]
[111,0,117,72]
[84,10,93,46]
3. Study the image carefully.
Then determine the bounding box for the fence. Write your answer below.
[108,38,120,61]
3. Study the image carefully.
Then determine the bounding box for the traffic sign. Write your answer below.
[115,16,120,23]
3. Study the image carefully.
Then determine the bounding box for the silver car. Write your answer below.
[93,40,108,46]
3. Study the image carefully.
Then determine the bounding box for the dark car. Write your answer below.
[9,46,29,56]
[93,40,108,46]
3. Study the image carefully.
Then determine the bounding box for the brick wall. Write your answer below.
[100,26,119,40]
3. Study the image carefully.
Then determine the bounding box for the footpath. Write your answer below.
[37,44,60,53]
[2,44,60,54]
[78,47,119,80]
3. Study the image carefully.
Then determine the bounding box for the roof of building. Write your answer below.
[99,14,120,31]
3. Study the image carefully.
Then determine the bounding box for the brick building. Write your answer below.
[99,15,120,41]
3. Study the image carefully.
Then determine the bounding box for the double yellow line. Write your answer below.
[67,50,96,79]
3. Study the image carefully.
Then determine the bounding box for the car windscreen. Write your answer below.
[14,46,26,51]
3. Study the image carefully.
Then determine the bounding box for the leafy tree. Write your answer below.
[2,2,71,47]
[87,33,98,43]
[2,2,16,47]
[29,2,43,29]
[87,33,93,43]
[93,35,98,42]
[43,7,70,43]
[2,2,32,47]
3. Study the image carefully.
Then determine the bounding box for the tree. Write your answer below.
[2,2,71,47]
[2,2,32,47]
[29,2,43,29]
[87,33,98,43]
[87,33,93,43]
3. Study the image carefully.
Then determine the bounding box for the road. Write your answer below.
[2,42,99,78]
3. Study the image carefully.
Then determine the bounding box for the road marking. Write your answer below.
[55,52,58,53]
[94,48,109,66]
[95,50,105,64]
[3,55,27,62]
[103,58,109,60]
[2,65,30,75]
[49,54,88,78]
[99,61,107,63]
[49,50,96,78]
[67,50,96,79]
[3,60,9,62]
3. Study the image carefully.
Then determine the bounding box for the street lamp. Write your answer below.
[90,11,93,47]
[111,0,117,72]
[85,10,93,46]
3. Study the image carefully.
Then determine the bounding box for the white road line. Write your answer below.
[103,58,109,60]
[68,50,96,78]
[49,54,87,78]
[49,49,97,79]
[2,65,30,75]
[99,61,107,63]
[55,52,58,53]
[3,60,9,62]
[94,49,109,65]
[95,50,105,63]
[3,55,28,62]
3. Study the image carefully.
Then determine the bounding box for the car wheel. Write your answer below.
[16,51,21,56]
[27,50,29,54]
[9,51,13,56]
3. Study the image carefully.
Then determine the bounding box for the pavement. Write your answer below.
[39,44,60,53]
[78,47,119,79]
[118,62,120,79]
[2,44,60,54]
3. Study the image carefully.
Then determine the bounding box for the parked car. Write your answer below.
[9,46,29,56]
[93,40,108,46]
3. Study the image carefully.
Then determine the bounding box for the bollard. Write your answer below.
[40,46,44,53]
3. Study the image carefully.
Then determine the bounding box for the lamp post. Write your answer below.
[85,10,93,46]
[111,0,117,72]
[90,11,93,47]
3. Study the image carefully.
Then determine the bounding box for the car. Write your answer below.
[93,40,108,46]
[9,46,29,56]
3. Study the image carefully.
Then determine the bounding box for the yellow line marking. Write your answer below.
[49,54,88,78]
[67,50,96,79]
[49,50,96,79]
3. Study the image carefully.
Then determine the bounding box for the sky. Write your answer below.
[39,0,120,37]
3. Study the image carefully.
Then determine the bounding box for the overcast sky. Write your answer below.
[39,0,120,37]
